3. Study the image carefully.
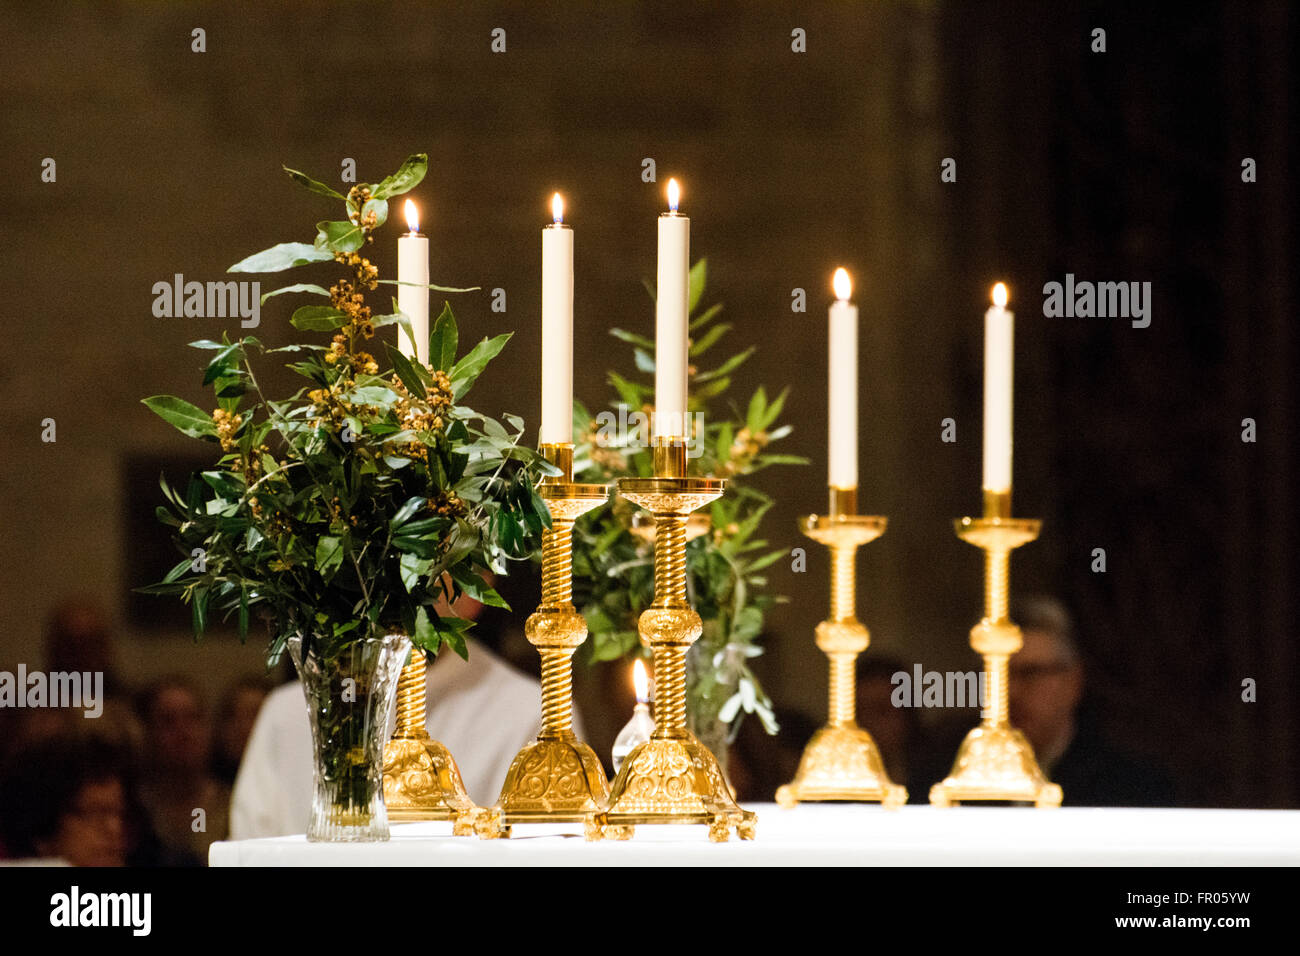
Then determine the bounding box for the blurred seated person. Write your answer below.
[0,725,130,866]
[44,597,126,697]
[855,655,921,787]
[1009,596,1175,807]
[136,676,230,860]
[33,597,142,758]
[230,588,572,839]
[727,708,818,803]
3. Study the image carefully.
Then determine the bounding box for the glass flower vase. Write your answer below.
[288,631,410,842]
[685,642,736,779]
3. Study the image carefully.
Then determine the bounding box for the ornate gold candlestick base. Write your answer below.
[777,725,905,807]
[929,494,1062,807]
[777,491,907,809]
[479,734,612,839]
[929,723,1060,806]
[477,444,613,840]
[382,654,482,833]
[603,440,757,842]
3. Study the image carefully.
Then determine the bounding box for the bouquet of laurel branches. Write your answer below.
[139,154,555,667]
[570,259,806,745]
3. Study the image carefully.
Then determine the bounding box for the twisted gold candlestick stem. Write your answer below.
[603,438,756,842]
[382,652,482,833]
[826,542,859,729]
[393,659,424,732]
[828,653,856,728]
[538,650,574,737]
[536,509,577,739]
[477,443,612,840]
[929,490,1062,807]
[776,494,906,808]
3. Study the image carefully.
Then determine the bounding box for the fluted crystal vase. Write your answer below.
[288,631,410,842]
[685,641,734,778]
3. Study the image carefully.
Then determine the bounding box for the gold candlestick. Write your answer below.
[382,652,482,834]
[929,489,1062,807]
[603,438,757,841]
[776,486,907,808]
[477,443,612,840]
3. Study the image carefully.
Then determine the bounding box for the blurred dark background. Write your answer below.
[1,1,1294,809]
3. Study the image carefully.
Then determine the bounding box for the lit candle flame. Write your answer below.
[404,199,420,233]
[552,192,564,224]
[667,178,680,212]
[633,658,650,704]
[833,267,852,302]
[992,282,1008,308]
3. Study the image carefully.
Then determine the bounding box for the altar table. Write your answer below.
[209,804,1300,866]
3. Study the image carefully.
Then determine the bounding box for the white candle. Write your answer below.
[828,268,858,489]
[982,282,1013,493]
[397,199,430,363]
[540,193,574,445]
[654,178,689,439]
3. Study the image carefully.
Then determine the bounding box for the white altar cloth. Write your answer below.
[209,804,1300,866]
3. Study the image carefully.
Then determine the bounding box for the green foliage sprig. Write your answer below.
[139,154,556,666]
[571,260,807,738]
